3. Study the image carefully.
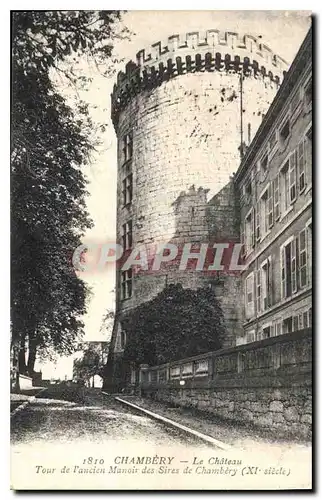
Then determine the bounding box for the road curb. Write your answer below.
[110,394,231,450]
[10,388,46,417]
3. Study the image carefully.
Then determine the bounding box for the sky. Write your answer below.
[37,10,311,379]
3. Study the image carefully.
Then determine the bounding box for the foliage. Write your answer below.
[73,342,109,384]
[100,308,115,337]
[122,284,225,366]
[11,11,126,376]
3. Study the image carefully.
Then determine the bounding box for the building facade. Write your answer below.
[235,28,312,345]
[105,27,312,390]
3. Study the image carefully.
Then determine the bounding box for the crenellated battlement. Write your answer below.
[111,30,289,129]
[135,30,288,69]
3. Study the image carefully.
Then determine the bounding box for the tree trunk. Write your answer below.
[18,345,27,374]
[11,339,20,392]
[27,341,37,376]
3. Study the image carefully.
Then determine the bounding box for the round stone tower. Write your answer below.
[109,30,288,364]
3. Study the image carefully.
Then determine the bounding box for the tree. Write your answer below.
[122,284,226,367]
[11,11,127,386]
[73,342,109,386]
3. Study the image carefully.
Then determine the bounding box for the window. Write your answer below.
[304,78,312,108]
[262,325,271,339]
[292,315,299,332]
[122,173,133,206]
[260,184,272,235]
[273,320,282,337]
[281,230,309,300]
[280,119,290,143]
[289,150,297,203]
[122,220,133,250]
[261,257,272,311]
[240,223,245,259]
[280,160,290,214]
[255,201,261,242]
[304,127,312,186]
[245,209,255,253]
[120,331,126,349]
[121,269,132,299]
[122,133,133,163]
[306,221,312,286]
[246,330,256,343]
[260,154,268,177]
[293,310,311,332]
[245,273,254,318]
[255,268,261,314]
[281,240,293,299]
[267,183,273,228]
[298,140,306,192]
[273,176,280,221]
[282,316,293,334]
[299,229,307,288]
[291,238,298,294]
[298,312,304,329]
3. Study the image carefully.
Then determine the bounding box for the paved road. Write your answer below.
[11,385,211,449]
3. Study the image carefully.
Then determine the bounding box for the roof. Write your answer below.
[234,25,312,182]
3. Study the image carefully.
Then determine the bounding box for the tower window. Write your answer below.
[121,269,132,300]
[122,220,133,250]
[122,133,133,163]
[122,174,133,206]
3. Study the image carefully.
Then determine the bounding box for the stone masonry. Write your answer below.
[108,30,288,376]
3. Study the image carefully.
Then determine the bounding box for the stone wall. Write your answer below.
[19,374,33,390]
[138,329,312,438]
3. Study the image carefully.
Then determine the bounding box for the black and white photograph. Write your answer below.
[10,9,313,490]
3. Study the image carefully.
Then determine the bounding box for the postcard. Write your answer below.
[11,10,312,491]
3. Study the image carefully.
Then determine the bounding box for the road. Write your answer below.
[11,385,209,449]
[10,385,312,490]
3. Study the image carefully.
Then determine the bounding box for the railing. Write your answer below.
[136,328,312,389]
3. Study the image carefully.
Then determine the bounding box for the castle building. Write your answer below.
[105,28,311,390]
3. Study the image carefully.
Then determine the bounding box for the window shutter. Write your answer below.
[267,257,272,307]
[273,176,280,221]
[268,182,273,228]
[256,269,261,314]
[293,315,299,332]
[281,246,286,299]
[241,223,245,258]
[298,140,306,192]
[291,238,297,294]
[289,151,297,202]
[299,229,307,288]
[256,201,261,241]
[251,208,255,248]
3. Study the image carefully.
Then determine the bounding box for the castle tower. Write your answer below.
[108,30,288,383]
